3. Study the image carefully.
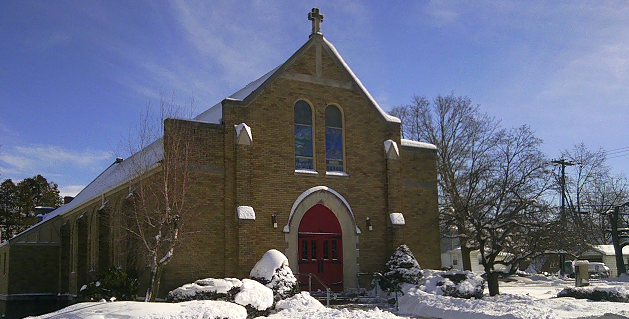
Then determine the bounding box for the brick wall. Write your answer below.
[8,244,59,294]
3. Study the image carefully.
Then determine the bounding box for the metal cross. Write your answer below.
[308,8,324,34]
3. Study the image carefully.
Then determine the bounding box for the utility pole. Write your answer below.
[552,159,575,218]
[552,158,575,276]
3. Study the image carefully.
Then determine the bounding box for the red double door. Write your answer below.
[298,204,343,292]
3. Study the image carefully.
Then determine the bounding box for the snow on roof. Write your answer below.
[15,139,163,236]
[228,66,281,101]
[401,139,437,150]
[193,102,222,124]
[193,66,280,125]
[587,245,629,256]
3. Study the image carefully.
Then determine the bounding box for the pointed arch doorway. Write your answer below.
[298,204,343,292]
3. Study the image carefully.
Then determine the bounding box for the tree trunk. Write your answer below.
[145,263,164,302]
[487,271,500,296]
[609,207,627,276]
[461,242,473,271]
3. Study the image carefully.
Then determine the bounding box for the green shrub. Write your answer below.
[79,267,139,301]
[379,244,423,294]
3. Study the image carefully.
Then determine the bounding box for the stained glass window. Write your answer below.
[325,105,344,172]
[294,100,314,170]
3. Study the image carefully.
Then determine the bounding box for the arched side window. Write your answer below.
[325,105,344,172]
[294,100,314,170]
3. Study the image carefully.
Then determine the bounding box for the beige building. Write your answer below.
[0,9,440,317]
[579,245,629,277]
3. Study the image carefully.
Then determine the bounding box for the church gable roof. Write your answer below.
[195,24,400,124]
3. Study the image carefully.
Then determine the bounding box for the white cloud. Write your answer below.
[59,185,86,198]
[0,144,112,180]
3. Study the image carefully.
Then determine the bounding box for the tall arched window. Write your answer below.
[294,100,314,170]
[325,105,344,172]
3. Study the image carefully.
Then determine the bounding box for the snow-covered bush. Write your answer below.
[250,249,300,301]
[421,269,485,299]
[78,267,138,301]
[440,270,485,299]
[166,278,242,302]
[167,278,274,319]
[379,244,423,294]
[558,286,629,302]
[235,279,274,318]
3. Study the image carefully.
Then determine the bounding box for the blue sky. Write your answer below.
[1,1,628,197]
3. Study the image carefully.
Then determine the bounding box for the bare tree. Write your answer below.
[391,94,502,270]
[392,95,568,295]
[119,93,197,301]
[559,144,629,245]
[468,125,556,295]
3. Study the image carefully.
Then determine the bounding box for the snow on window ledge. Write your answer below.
[294,169,319,176]
[326,171,349,177]
[237,206,256,220]
[390,213,405,226]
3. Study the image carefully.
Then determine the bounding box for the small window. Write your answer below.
[323,240,329,260]
[325,105,344,172]
[452,258,458,265]
[294,100,314,170]
[301,240,308,260]
[311,241,317,260]
[331,240,338,260]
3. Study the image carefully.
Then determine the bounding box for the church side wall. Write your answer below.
[7,244,59,294]
[399,146,441,269]
[0,245,9,295]
[159,119,226,295]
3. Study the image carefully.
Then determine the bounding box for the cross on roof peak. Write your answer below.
[308,8,324,35]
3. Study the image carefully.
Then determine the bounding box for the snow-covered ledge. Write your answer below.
[237,206,256,220]
[390,213,405,226]
[401,139,436,150]
[234,123,252,145]
[384,139,400,160]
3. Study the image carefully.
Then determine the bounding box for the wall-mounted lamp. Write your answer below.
[272,214,278,229]
[366,217,372,231]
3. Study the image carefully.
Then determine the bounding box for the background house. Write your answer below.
[579,245,629,277]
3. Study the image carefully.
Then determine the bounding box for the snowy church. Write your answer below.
[0,8,439,312]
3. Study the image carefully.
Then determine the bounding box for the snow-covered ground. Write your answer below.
[27,275,629,319]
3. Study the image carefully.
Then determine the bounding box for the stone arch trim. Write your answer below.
[284,186,360,290]
[284,186,360,234]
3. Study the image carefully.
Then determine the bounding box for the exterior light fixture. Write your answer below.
[272,214,278,229]
[366,217,372,231]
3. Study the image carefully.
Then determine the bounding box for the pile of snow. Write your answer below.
[27,300,248,319]
[250,249,299,300]
[379,244,422,293]
[274,291,326,311]
[422,269,485,299]
[267,292,400,319]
